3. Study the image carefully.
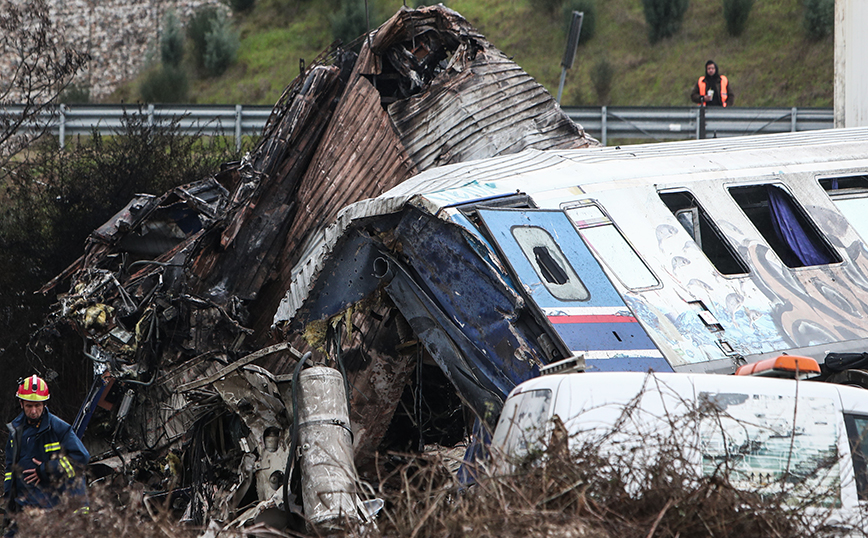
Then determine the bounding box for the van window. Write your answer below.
[658,191,748,275]
[564,204,659,289]
[511,226,590,301]
[491,389,553,461]
[844,413,868,500]
[819,175,868,243]
[728,184,841,268]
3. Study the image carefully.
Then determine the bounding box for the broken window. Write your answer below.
[564,203,659,289]
[729,184,841,268]
[658,191,749,276]
[820,175,868,243]
[511,226,589,301]
[455,193,536,229]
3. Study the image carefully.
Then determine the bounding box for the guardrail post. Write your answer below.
[59,104,67,149]
[236,104,243,154]
[601,106,607,146]
[791,107,798,132]
[148,104,155,128]
[698,107,706,139]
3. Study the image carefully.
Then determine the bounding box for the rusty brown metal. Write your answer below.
[39,5,596,528]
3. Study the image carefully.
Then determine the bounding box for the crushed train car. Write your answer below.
[37,4,598,531]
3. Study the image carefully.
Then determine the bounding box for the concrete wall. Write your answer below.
[834,0,868,127]
[1,0,222,102]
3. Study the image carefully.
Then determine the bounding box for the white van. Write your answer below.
[490,357,868,531]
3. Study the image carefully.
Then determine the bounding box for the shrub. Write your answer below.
[140,64,189,103]
[803,0,834,41]
[591,57,614,104]
[160,9,185,67]
[0,113,237,425]
[60,83,90,103]
[187,5,220,69]
[226,0,255,13]
[642,0,689,44]
[562,0,596,45]
[723,0,753,36]
[204,9,239,76]
[331,0,370,45]
[530,0,564,14]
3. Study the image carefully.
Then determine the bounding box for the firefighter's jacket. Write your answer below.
[4,408,90,510]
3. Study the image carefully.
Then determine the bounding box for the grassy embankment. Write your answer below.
[123,0,832,109]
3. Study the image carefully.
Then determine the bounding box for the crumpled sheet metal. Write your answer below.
[212,367,291,508]
[38,4,599,530]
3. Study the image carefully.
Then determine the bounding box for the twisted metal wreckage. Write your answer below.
[38,5,598,531]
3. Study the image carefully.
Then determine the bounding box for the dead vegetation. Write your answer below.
[8,433,852,538]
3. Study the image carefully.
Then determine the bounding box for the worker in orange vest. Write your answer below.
[691,60,734,107]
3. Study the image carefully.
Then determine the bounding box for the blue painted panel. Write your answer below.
[477,208,669,372]
[553,321,660,351]
[477,209,624,308]
[586,357,674,373]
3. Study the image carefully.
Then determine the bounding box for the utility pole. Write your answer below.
[557,11,583,104]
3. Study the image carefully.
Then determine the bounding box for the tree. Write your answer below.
[161,9,185,68]
[204,9,240,76]
[723,0,754,37]
[0,0,89,171]
[642,0,690,44]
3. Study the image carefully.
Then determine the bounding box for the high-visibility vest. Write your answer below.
[697,75,729,107]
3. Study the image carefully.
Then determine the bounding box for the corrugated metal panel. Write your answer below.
[248,74,418,333]
[279,75,418,270]
[387,44,591,171]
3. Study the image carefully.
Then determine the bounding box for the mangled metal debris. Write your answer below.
[39,4,597,533]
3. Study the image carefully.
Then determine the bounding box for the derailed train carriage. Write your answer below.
[67,126,868,529]
[35,5,868,532]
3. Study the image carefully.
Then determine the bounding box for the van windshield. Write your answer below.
[491,389,552,462]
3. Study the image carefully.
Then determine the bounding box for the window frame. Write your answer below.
[727,182,842,269]
[562,200,661,291]
[510,224,591,302]
[658,188,750,277]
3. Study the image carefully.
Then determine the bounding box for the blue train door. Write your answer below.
[477,208,671,372]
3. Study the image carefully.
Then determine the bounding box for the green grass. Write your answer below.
[114,0,832,107]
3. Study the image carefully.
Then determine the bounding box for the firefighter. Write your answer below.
[3,375,90,535]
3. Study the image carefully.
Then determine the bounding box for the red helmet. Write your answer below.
[17,375,50,402]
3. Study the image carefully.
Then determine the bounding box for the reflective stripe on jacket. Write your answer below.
[3,409,90,510]
[697,75,729,107]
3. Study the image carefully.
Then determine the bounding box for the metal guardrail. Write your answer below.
[4,104,834,150]
[565,106,834,145]
[4,104,274,152]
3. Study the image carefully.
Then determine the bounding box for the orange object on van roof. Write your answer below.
[735,355,821,377]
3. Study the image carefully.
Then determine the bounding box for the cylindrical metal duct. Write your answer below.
[297,366,359,526]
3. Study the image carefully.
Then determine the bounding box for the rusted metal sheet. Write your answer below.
[39,4,598,532]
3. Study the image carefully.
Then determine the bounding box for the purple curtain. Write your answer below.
[767,185,834,266]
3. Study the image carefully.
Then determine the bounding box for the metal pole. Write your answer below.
[698,106,706,139]
[791,107,798,132]
[557,68,568,104]
[601,105,607,146]
[59,104,67,149]
[557,11,583,105]
[235,104,242,153]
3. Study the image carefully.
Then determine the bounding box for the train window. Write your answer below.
[819,175,868,243]
[511,226,590,301]
[729,184,841,268]
[658,191,749,276]
[564,204,659,289]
